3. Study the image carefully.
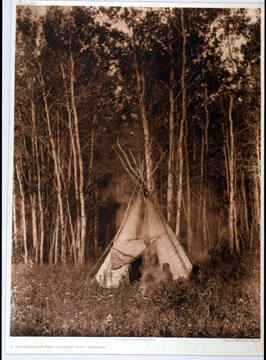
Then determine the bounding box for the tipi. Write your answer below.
[94,196,193,288]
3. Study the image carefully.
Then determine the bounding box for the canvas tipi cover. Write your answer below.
[95,197,192,287]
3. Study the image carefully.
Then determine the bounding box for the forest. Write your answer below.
[10,5,261,338]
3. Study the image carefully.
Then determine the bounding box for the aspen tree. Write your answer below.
[175,8,186,239]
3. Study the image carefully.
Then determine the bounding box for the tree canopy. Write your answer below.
[13,6,261,265]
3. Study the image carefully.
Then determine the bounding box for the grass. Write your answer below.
[10,252,261,337]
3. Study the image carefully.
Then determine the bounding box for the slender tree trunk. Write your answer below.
[12,193,18,252]
[217,210,222,249]
[253,177,260,225]
[228,95,239,254]
[34,135,44,265]
[251,173,260,248]
[49,215,57,265]
[132,38,155,196]
[223,144,230,197]
[193,130,197,162]
[90,115,96,255]
[197,134,205,243]
[175,133,184,238]
[228,111,234,253]
[184,109,192,253]
[253,121,260,242]
[89,114,96,186]
[30,193,38,258]
[175,8,186,238]
[69,48,87,265]
[241,171,249,236]
[233,201,239,253]
[61,63,81,259]
[38,148,44,265]
[167,10,175,226]
[54,210,59,265]
[202,194,208,248]
[94,185,99,254]
[31,99,40,264]
[66,198,77,264]
[16,162,28,264]
[203,76,210,250]
[31,100,40,264]
[75,218,80,253]
[139,72,153,194]
[61,223,67,263]
[38,62,66,263]
[65,150,77,263]
[203,79,210,154]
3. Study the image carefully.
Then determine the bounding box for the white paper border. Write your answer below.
[2,0,264,358]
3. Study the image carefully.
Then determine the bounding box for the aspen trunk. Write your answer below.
[251,173,260,249]
[12,193,18,252]
[38,62,65,263]
[89,115,96,186]
[16,162,28,264]
[193,130,197,162]
[31,95,44,265]
[175,8,186,238]
[69,48,87,265]
[252,174,260,228]
[167,10,175,226]
[33,126,44,265]
[228,95,239,254]
[49,215,57,265]
[54,211,59,265]
[184,109,192,253]
[197,134,205,244]
[61,224,67,264]
[30,193,38,258]
[94,185,99,254]
[66,198,77,264]
[228,107,235,253]
[90,116,97,254]
[132,39,155,196]
[203,76,210,250]
[217,210,222,249]
[139,72,154,194]
[202,195,208,248]
[66,150,77,263]
[203,79,210,154]
[175,140,184,238]
[167,108,175,220]
[30,100,40,263]
[223,144,230,197]
[39,143,45,264]
[61,63,81,257]
[241,171,249,237]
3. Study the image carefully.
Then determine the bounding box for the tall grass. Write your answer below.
[10,251,260,337]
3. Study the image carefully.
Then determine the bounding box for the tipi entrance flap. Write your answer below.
[109,197,148,269]
[110,243,145,270]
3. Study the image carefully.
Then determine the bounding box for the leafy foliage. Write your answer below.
[12,6,261,268]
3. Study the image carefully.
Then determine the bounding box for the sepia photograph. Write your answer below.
[5,0,263,354]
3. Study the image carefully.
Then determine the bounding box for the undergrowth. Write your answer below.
[10,252,261,337]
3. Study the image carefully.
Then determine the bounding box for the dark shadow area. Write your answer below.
[129,256,143,284]
[98,202,119,248]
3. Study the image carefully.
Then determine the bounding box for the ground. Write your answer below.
[10,252,261,337]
